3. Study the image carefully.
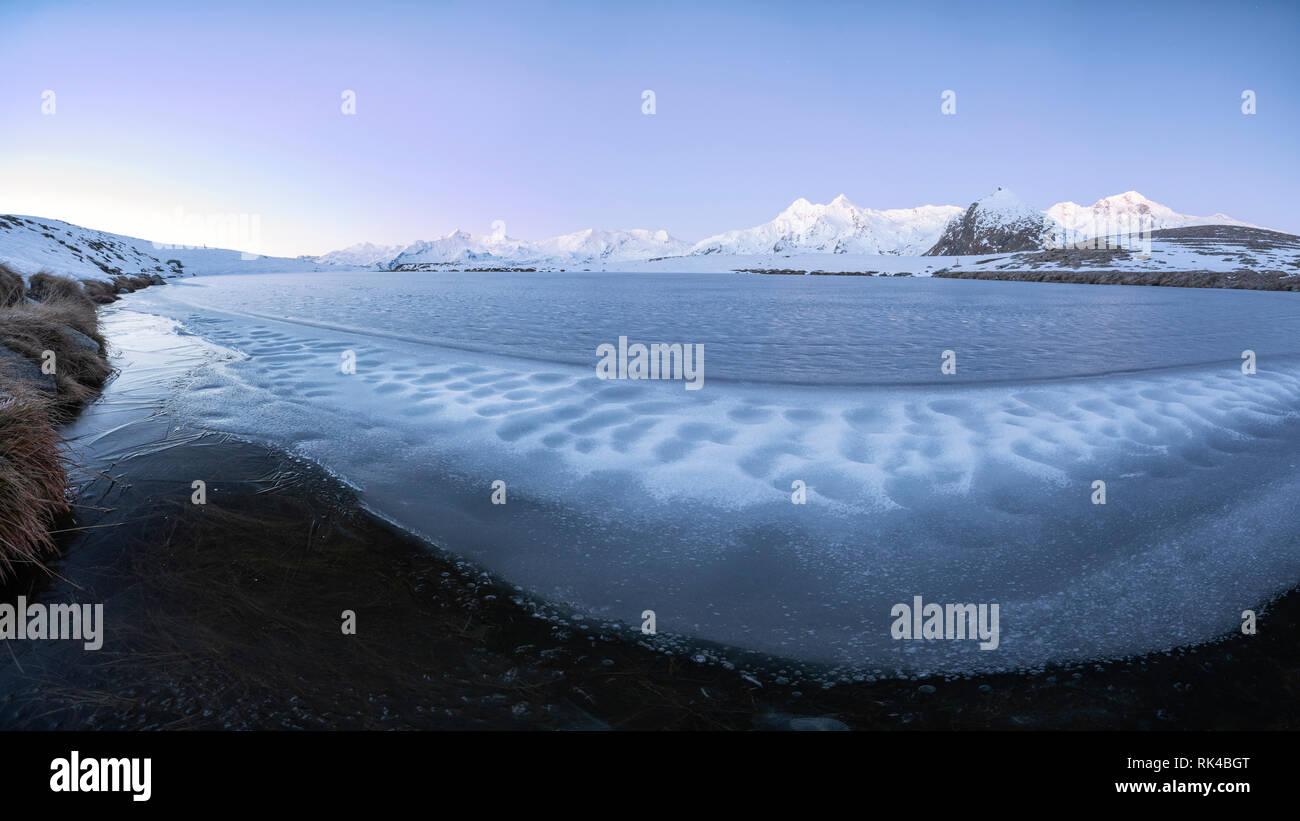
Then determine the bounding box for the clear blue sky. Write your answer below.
[1,0,1296,256]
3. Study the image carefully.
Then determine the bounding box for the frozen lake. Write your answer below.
[115,271,1300,674]
[134,270,1300,384]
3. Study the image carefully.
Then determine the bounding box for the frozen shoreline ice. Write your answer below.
[103,274,1300,674]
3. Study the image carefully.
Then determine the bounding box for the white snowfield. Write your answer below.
[111,273,1300,674]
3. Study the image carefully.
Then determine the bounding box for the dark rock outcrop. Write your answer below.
[0,343,56,395]
[925,188,1057,256]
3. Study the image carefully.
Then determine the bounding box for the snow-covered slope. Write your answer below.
[925,188,1059,256]
[1046,191,1257,241]
[688,195,961,256]
[0,214,342,279]
[0,215,173,279]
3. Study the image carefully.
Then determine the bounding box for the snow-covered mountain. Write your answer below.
[531,228,691,261]
[313,241,408,267]
[688,195,961,256]
[925,188,1059,256]
[388,230,530,267]
[384,227,689,268]
[350,191,1262,265]
[1045,191,1257,240]
[301,191,1269,267]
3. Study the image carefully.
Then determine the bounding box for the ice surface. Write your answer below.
[114,272,1300,674]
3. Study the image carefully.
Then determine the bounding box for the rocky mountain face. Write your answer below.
[925,188,1059,256]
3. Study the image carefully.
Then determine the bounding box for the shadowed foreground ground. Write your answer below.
[1,432,1297,730]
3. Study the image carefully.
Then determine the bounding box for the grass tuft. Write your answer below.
[0,264,24,307]
[81,279,120,305]
[0,391,69,579]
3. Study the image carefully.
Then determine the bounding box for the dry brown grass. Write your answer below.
[27,270,92,304]
[0,271,111,579]
[81,278,120,304]
[0,279,108,416]
[0,263,24,307]
[0,391,69,579]
[109,273,154,293]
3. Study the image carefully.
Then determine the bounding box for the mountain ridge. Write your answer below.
[0,191,1269,278]
[355,189,1260,267]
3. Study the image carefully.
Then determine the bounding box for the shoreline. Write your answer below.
[933,268,1300,291]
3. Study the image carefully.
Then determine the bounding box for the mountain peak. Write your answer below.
[978,186,1023,203]
[969,187,1040,222]
[1099,190,1151,204]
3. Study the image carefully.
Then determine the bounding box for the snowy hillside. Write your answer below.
[0,214,344,279]
[0,215,174,279]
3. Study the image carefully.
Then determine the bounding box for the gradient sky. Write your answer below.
[1,0,1297,257]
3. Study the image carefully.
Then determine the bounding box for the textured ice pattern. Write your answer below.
[120,273,1300,674]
